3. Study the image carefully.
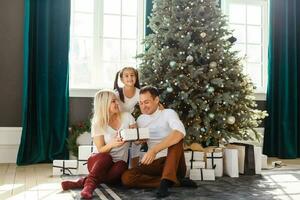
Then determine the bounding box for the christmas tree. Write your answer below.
[138,0,267,146]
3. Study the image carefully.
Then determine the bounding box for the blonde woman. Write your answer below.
[61,89,136,199]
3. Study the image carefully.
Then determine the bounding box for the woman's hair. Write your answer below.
[91,89,118,132]
[113,67,140,102]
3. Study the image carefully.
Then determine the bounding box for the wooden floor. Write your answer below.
[0,158,300,200]
[0,163,74,200]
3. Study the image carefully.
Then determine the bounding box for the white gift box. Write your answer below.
[78,161,89,175]
[189,168,215,181]
[53,160,78,176]
[226,144,246,174]
[78,145,98,161]
[185,161,205,177]
[206,151,223,177]
[119,128,149,141]
[223,148,239,178]
[186,160,206,169]
[261,154,268,169]
[184,151,205,161]
[254,147,262,174]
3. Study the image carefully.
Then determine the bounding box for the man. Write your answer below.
[122,86,197,198]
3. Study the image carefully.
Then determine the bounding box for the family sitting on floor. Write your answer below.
[61,67,197,199]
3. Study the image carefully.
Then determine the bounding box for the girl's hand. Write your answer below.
[129,123,137,129]
[110,133,125,148]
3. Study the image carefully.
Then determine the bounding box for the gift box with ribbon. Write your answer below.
[189,168,215,181]
[52,160,78,176]
[206,150,223,177]
[119,128,149,141]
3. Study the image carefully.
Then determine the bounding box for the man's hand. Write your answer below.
[133,139,147,145]
[141,148,157,165]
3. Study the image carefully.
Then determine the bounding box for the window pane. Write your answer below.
[246,63,262,87]
[122,0,137,15]
[103,39,120,61]
[122,40,137,62]
[74,0,94,12]
[73,13,93,36]
[247,26,261,44]
[231,44,246,59]
[247,5,261,25]
[104,0,121,14]
[122,16,137,39]
[69,37,93,88]
[103,15,120,38]
[247,44,261,63]
[231,24,245,43]
[100,62,120,87]
[229,4,245,24]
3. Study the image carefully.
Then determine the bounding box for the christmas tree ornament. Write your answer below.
[209,61,217,68]
[169,61,176,67]
[167,87,173,92]
[227,116,236,124]
[200,32,207,38]
[186,55,194,63]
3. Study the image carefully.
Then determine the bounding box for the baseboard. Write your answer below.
[0,127,22,163]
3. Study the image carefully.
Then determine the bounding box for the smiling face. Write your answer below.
[109,95,120,115]
[139,91,159,115]
[120,69,137,87]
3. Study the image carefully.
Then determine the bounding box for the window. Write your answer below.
[69,0,144,97]
[222,0,268,99]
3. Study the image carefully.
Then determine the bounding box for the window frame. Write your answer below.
[221,0,269,101]
[69,0,145,97]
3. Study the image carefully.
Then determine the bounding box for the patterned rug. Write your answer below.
[61,169,300,200]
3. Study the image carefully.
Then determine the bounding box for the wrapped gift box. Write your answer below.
[254,147,262,174]
[119,128,149,141]
[206,151,223,177]
[226,143,262,175]
[223,148,239,178]
[261,154,268,169]
[78,161,89,175]
[53,160,78,176]
[189,168,215,181]
[186,160,206,169]
[185,161,205,177]
[78,145,98,161]
[184,151,205,161]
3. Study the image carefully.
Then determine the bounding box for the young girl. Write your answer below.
[114,67,144,166]
[114,66,140,113]
[61,90,136,199]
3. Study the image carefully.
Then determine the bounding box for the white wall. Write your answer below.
[0,127,22,163]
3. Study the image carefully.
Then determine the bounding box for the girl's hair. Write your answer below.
[113,67,140,102]
[91,89,118,132]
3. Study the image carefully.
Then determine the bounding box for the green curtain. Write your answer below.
[17,0,71,165]
[263,0,300,158]
[145,0,153,36]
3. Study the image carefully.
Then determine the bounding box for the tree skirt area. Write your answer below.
[60,169,300,200]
